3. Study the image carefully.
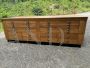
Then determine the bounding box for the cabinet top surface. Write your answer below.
[2,15,88,20]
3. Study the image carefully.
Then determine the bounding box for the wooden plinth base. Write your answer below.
[7,40,81,48]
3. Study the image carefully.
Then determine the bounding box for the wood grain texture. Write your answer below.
[2,16,88,46]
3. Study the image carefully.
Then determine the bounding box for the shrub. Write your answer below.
[32,7,43,16]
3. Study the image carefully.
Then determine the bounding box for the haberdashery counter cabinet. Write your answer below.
[2,15,88,47]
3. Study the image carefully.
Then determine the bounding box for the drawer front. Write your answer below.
[40,28,48,32]
[30,28,39,35]
[40,36,48,42]
[50,20,67,28]
[68,34,84,45]
[70,25,79,33]
[49,36,59,43]
[22,32,30,41]
[67,33,81,44]
[70,20,79,25]
[78,34,84,44]
[4,27,13,31]
[29,21,39,28]
[7,32,22,40]
[39,21,49,28]
[22,36,29,41]
[3,21,13,28]
[79,20,86,33]
[15,32,22,40]
[51,28,66,34]
[15,27,27,32]
[14,21,27,27]
[30,28,40,41]
[7,32,15,40]
[69,20,80,33]
[39,28,48,42]
[30,35,40,42]
[57,33,81,44]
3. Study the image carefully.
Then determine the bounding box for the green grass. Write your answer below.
[0,23,3,32]
[0,0,90,18]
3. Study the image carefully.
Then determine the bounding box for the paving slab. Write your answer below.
[0,13,90,68]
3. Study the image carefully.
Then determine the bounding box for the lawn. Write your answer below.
[0,23,3,32]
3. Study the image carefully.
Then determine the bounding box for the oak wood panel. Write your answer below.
[29,21,39,28]
[2,17,88,46]
[79,20,87,33]
[14,21,27,27]
[39,21,49,28]
[15,32,22,40]
[3,21,13,27]
[7,31,15,40]
[40,36,48,42]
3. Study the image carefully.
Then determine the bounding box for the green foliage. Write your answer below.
[32,7,43,16]
[0,23,3,32]
[0,0,90,18]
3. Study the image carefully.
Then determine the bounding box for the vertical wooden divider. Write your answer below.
[48,20,52,45]
[11,21,19,42]
[25,20,30,42]
[2,16,88,47]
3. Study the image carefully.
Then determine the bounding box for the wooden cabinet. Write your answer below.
[2,16,88,47]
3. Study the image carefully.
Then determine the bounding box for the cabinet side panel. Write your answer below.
[2,20,9,40]
[79,19,87,33]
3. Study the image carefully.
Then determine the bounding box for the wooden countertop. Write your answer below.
[1,15,88,20]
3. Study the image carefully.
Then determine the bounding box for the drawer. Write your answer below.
[50,20,67,25]
[40,33,48,37]
[64,33,78,39]
[49,36,58,43]
[51,27,67,34]
[79,20,86,33]
[15,27,27,32]
[78,34,84,44]
[48,29,70,43]
[14,21,27,27]
[15,32,22,40]
[50,28,59,33]
[29,21,39,28]
[68,34,84,45]
[29,29,39,40]
[58,33,79,44]
[22,34,31,41]
[22,32,29,36]
[69,34,79,39]
[30,29,39,34]
[3,21,13,27]
[58,38,69,44]
[39,21,49,28]
[69,39,79,44]
[40,36,48,42]
[4,27,13,31]
[70,25,79,33]
[30,35,40,42]
[7,32,22,40]
[7,32,15,40]
[40,28,48,34]
[66,33,79,44]
[70,20,79,25]
[50,20,67,27]
[5,27,29,33]
[40,28,48,31]
[50,33,60,38]
[22,36,29,41]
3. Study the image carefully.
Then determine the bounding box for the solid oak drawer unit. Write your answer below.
[2,16,88,47]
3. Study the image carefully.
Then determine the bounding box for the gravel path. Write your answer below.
[0,13,90,68]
